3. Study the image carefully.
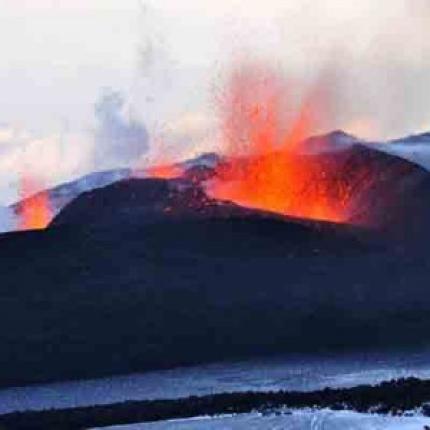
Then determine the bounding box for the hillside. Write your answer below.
[1,137,430,387]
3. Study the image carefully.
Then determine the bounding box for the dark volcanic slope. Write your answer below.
[0,210,429,387]
[0,211,376,388]
[2,145,430,388]
[50,177,282,227]
[329,144,430,235]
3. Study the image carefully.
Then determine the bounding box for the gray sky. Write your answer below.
[0,0,429,203]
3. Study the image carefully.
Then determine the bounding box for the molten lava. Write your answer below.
[146,163,184,179]
[207,65,353,223]
[19,177,52,230]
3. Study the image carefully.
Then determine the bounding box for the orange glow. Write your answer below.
[146,164,184,179]
[207,64,356,223]
[19,177,52,230]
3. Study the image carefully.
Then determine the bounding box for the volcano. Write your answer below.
[1,135,430,388]
[50,136,430,242]
[6,129,430,235]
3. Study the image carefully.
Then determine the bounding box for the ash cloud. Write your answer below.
[93,89,149,169]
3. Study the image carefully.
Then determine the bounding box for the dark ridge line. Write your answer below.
[1,377,430,429]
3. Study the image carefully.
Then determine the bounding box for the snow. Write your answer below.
[94,410,430,429]
[365,132,430,170]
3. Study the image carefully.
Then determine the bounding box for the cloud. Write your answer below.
[0,89,150,208]
[0,125,14,143]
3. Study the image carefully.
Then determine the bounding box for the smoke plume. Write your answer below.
[93,89,149,169]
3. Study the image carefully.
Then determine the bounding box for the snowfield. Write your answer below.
[95,410,430,429]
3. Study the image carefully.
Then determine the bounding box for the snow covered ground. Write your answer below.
[95,410,430,429]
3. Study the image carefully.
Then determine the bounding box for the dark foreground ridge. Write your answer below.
[1,206,430,388]
[1,377,430,429]
[3,143,430,388]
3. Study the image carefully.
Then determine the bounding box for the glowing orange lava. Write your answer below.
[19,177,52,230]
[207,64,351,223]
[146,164,184,179]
